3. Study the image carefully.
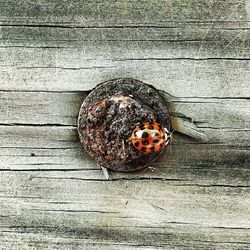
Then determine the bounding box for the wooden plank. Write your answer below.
[0,0,249,248]
[0,0,249,25]
[1,25,250,59]
[1,137,249,186]
[0,91,87,126]
[0,125,77,148]
[0,118,249,149]
[1,22,250,96]
[1,225,249,250]
[2,174,248,228]
[0,125,249,187]
[0,58,250,96]
[1,91,249,128]
[0,171,249,249]
[0,91,249,143]
[0,24,250,95]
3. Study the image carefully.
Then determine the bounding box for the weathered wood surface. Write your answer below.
[1,26,250,96]
[0,0,250,249]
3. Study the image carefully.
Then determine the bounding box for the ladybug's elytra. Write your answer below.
[130,121,171,154]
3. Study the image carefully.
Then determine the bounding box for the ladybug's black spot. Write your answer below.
[158,125,162,130]
[142,140,149,145]
[134,141,139,147]
[139,124,145,130]
[136,150,141,156]
[150,146,155,151]
[153,139,159,144]
[142,132,149,138]
[148,125,154,130]
[141,147,147,152]
[162,135,165,140]
[154,132,159,137]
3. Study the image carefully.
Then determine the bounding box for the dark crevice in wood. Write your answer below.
[169,101,221,104]
[0,89,90,94]
[184,240,250,245]
[114,57,250,62]
[0,223,249,231]
[16,66,118,70]
[42,201,79,204]
[0,146,79,149]
[0,23,182,29]
[1,39,217,43]
[194,126,250,131]
[0,123,76,128]
[0,89,249,101]
[0,195,41,199]
[0,122,248,132]
[30,176,187,182]
[0,45,67,49]
[160,91,250,100]
[1,24,250,32]
[177,183,250,189]
[175,97,250,101]
[27,176,250,188]
[212,226,250,230]
[29,208,120,214]
[0,168,99,172]
[170,112,194,123]
[0,20,250,29]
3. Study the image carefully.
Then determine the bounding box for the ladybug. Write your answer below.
[130,121,171,154]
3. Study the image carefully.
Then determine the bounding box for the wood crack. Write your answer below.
[0,123,76,128]
[0,20,250,29]
[114,57,250,61]
[29,208,120,214]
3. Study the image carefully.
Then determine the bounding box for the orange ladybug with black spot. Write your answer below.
[130,121,171,154]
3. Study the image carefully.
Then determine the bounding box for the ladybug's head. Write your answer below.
[164,127,174,145]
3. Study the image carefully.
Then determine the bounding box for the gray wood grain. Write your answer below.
[0,0,250,249]
[0,125,249,186]
[0,0,249,25]
[1,27,250,96]
[0,171,249,249]
[1,59,249,97]
[0,91,249,131]
[0,91,249,147]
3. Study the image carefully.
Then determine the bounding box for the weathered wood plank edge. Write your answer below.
[0,89,88,93]
[0,222,250,230]
[1,61,249,96]
[0,122,248,131]
[1,20,250,28]
[0,139,249,185]
[114,57,250,61]
[0,124,249,141]
[1,62,249,96]
[1,89,249,99]
[1,58,250,62]
[1,91,249,137]
[0,171,249,189]
[0,229,249,250]
[1,25,250,61]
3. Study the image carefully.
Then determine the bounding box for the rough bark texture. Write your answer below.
[0,0,249,249]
